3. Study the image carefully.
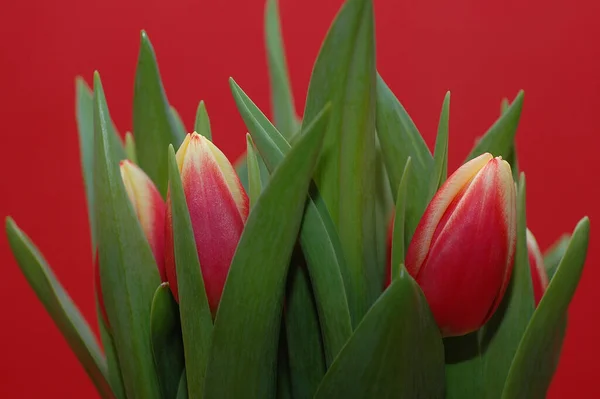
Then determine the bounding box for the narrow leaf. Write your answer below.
[467,91,524,161]
[203,104,328,399]
[502,217,589,399]
[176,371,188,399]
[265,0,300,137]
[97,300,126,399]
[167,145,214,398]
[5,217,112,398]
[151,283,185,399]
[246,133,263,207]
[170,105,188,138]
[133,31,184,196]
[313,267,445,399]
[93,71,161,399]
[230,80,353,354]
[544,234,571,280]
[391,158,411,281]
[429,91,450,198]
[124,132,137,164]
[194,100,212,141]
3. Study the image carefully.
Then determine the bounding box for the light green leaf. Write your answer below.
[502,217,589,399]
[314,267,445,398]
[150,283,185,399]
[303,0,378,322]
[375,74,432,242]
[5,217,113,398]
[93,71,161,399]
[285,254,326,399]
[167,145,214,398]
[391,158,411,281]
[230,80,353,354]
[97,300,126,399]
[429,91,450,198]
[235,152,271,194]
[544,234,571,280]
[466,91,524,161]
[246,133,263,208]
[265,0,300,137]
[194,100,212,141]
[203,104,328,399]
[170,105,188,138]
[133,31,184,197]
[124,132,137,164]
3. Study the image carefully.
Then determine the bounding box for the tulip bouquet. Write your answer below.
[5,0,591,398]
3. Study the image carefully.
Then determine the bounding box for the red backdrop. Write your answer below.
[1,0,599,397]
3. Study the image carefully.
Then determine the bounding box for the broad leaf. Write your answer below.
[429,91,450,198]
[150,283,185,399]
[302,0,379,319]
[230,80,353,354]
[93,72,161,398]
[203,104,328,399]
[314,267,445,398]
[265,0,300,137]
[502,217,589,399]
[5,218,113,398]
[194,100,212,141]
[133,31,184,197]
[167,145,214,398]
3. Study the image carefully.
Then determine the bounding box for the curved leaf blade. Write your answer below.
[544,234,571,281]
[97,299,126,399]
[246,133,263,207]
[429,91,450,198]
[5,218,113,398]
[170,105,188,138]
[194,100,212,141]
[314,267,445,399]
[391,158,411,281]
[203,104,328,399]
[502,217,590,399]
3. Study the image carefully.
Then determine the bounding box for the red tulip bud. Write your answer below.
[405,153,517,337]
[165,132,249,316]
[526,229,549,306]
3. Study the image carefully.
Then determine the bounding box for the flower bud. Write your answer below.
[120,160,167,280]
[405,153,517,337]
[526,228,549,306]
[165,132,249,316]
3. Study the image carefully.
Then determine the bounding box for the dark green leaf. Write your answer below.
[285,254,326,399]
[466,91,524,161]
[429,91,450,198]
[194,100,212,141]
[246,133,262,207]
[93,71,161,398]
[230,80,353,353]
[203,104,328,399]
[376,74,432,242]
[75,77,125,252]
[265,0,300,137]
[175,370,188,399]
[97,300,126,399]
[543,234,571,280]
[391,158,411,281]
[303,0,379,321]
[170,105,188,138]
[5,217,113,398]
[167,145,214,398]
[502,217,590,399]
[276,325,293,399]
[151,283,185,399]
[314,267,445,399]
[133,31,184,197]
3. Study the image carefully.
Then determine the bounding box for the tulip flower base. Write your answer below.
[5,0,591,398]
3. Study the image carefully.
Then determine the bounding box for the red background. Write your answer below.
[1,0,599,397]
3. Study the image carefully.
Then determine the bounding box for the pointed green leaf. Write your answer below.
[235,152,271,194]
[5,217,113,398]
[374,142,394,290]
[133,31,185,197]
[501,98,510,114]
[170,105,187,139]
[93,71,161,399]
[314,267,445,398]
[544,234,571,280]
[265,0,300,137]
[303,0,379,321]
[285,255,326,399]
[466,91,524,161]
[502,217,589,399]
[194,100,212,141]
[167,145,214,398]
[76,77,125,252]
[176,370,188,399]
[124,132,137,164]
[151,283,185,399]
[230,80,353,353]
[97,299,126,399]
[246,133,262,207]
[376,74,432,242]
[500,97,520,181]
[203,104,328,399]
[391,158,411,281]
[429,92,450,198]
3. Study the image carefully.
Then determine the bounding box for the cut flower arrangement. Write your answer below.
[5,0,590,398]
